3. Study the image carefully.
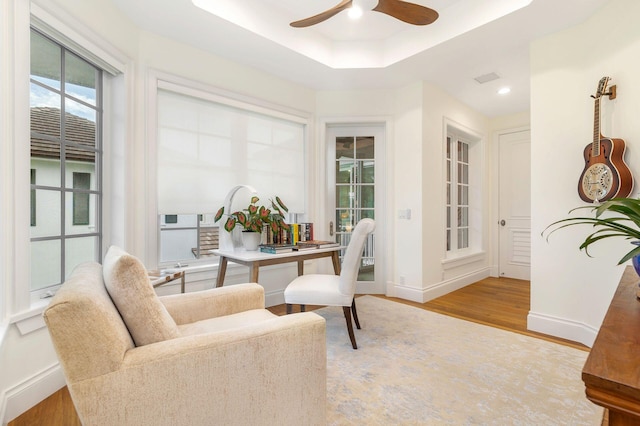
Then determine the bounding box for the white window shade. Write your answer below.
[157,90,306,214]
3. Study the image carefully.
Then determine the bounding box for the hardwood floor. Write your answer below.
[8,276,586,425]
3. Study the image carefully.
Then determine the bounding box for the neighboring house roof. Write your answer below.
[30,107,97,163]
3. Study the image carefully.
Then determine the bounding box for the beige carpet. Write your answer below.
[315,296,603,425]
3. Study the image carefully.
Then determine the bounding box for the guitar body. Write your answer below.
[578,77,634,203]
[578,137,633,202]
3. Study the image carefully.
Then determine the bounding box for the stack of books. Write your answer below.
[259,244,294,254]
[294,240,340,250]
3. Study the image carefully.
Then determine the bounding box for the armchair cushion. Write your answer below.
[103,245,180,346]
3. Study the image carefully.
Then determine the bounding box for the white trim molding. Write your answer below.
[1,363,64,425]
[527,311,598,348]
[392,266,491,303]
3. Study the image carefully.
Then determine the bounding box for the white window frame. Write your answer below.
[4,2,128,320]
[443,121,484,262]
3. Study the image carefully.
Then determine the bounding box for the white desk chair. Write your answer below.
[284,218,375,349]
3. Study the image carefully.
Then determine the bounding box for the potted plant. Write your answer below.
[214,196,290,250]
[543,197,640,272]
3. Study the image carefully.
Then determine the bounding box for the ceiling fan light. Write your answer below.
[348,5,363,20]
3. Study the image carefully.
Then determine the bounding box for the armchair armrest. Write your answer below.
[159,283,264,325]
[69,312,327,426]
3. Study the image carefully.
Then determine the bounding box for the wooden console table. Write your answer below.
[582,266,640,424]
[211,247,343,287]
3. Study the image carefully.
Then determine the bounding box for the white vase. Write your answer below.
[242,231,261,251]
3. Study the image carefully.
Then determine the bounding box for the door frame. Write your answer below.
[491,126,531,278]
[317,116,392,295]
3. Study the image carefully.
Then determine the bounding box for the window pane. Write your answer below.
[336,137,354,159]
[65,98,96,147]
[66,161,96,189]
[69,193,97,233]
[160,228,198,263]
[360,209,374,220]
[355,136,374,159]
[336,209,354,233]
[72,172,91,225]
[30,89,62,140]
[360,185,374,208]
[459,185,468,205]
[360,160,374,183]
[336,160,353,183]
[30,189,61,238]
[336,186,352,208]
[458,228,469,249]
[65,236,99,279]
[31,240,62,290]
[458,206,468,227]
[30,31,61,90]
[65,51,97,106]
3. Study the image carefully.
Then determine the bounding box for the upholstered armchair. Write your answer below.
[43,246,326,426]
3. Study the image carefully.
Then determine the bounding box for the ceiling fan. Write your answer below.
[290,0,439,28]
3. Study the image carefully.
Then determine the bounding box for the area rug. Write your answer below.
[314,296,603,425]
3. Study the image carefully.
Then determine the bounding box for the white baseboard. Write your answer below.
[527,311,598,348]
[1,363,65,425]
[423,267,491,302]
[390,267,491,303]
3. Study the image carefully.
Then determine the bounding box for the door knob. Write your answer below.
[499,219,506,226]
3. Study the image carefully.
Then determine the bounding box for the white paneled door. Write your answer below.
[498,130,531,280]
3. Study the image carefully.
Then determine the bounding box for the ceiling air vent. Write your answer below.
[474,72,500,84]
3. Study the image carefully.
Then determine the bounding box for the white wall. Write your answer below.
[530,0,640,346]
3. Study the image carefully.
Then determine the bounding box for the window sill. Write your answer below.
[9,299,50,336]
[441,250,486,270]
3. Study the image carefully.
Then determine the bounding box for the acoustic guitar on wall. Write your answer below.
[578,76,633,203]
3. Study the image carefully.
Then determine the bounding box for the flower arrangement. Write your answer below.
[214,195,290,234]
[542,197,640,265]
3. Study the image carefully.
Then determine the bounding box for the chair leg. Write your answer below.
[342,306,358,349]
[351,298,361,330]
[286,303,292,314]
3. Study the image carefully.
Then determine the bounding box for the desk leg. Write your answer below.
[331,251,341,275]
[250,264,259,283]
[216,257,228,288]
[297,260,304,276]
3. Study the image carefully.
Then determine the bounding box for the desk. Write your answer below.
[212,247,343,287]
[148,270,186,293]
[582,266,640,424]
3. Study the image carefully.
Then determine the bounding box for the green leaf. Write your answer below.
[214,207,224,222]
[275,196,288,212]
[250,196,259,204]
[224,217,236,232]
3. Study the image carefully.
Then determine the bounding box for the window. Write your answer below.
[29,28,103,296]
[445,124,481,256]
[446,136,469,251]
[156,86,307,265]
[72,172,91,225]
[30,169,36,226]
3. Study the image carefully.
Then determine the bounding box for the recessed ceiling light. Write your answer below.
[348,5,363,20]
[498,87,511,95]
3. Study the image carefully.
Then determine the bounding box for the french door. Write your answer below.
[326,124,385,294]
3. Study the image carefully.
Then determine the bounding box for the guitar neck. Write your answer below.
[592,97,601,156]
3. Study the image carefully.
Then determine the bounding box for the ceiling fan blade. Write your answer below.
[373,0,439,25]
[290,0,353,28]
